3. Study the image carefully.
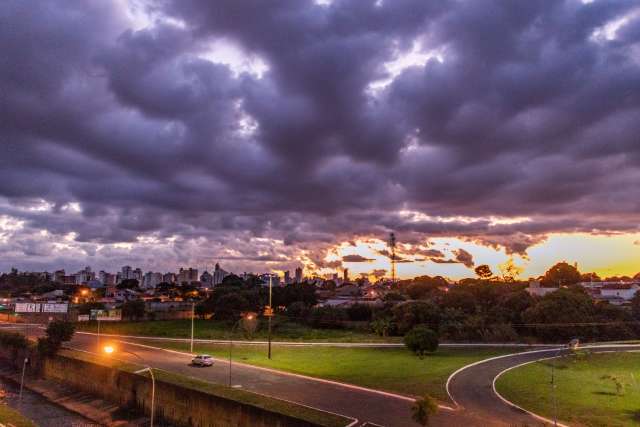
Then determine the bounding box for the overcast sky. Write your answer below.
[1,0,639,278]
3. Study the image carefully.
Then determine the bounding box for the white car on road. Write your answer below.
[191,355,214,367]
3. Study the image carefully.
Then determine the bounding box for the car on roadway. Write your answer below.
[191,354,214,367]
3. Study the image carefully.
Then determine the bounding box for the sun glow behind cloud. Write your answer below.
[325,233,640,281]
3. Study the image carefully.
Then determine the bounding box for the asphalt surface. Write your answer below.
[447,344,640,426]
[3,322,639,427]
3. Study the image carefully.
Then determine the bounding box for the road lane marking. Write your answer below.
[491,356,570,427]
[445,347,563,408]
[446,343,640,407]
[65,345,360,427]
[75,330,555,348]
[111,338,455,411]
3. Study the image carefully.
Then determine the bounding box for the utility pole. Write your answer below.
[190,302,195,354]
[268,275,273,359]
[389,232,397,284]
[18,357,28,408]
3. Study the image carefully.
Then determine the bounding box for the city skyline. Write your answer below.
[2,1,640,280]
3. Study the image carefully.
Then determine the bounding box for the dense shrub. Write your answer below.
[0,330,29,350]
[392,301,441,334]
[213,293,249,321]
[371,317,396,337]
[46,320,75,343]
[404,326,439,357]
[411,395,438,426]
[286,301,309,320]
[122,300,146,320]
[347,303,372,321]
[37,320,76,357]
[307,306,348,328]
[383,292,406,302]
[523,288,597,342]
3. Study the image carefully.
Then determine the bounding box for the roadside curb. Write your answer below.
[491,356,570,427]
[448,344,640,425]
[445,347,561,407]
[75,330,556,348]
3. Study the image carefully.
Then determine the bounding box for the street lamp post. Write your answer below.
[104,345,155,427]
[550,348,560,427]
[550,340,576,427]
[18,357,28,408]
[268,275,272,360]
[190,302,195,354]
[97,318,101,349]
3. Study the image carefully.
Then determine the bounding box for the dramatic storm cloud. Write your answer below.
[1,0,640,274]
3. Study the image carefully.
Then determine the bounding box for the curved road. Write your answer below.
[2,323,638,426]
[447,344,640,426]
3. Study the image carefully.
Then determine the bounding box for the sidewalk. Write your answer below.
[0,368,146,427]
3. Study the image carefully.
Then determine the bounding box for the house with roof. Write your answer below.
[599,283,639,301]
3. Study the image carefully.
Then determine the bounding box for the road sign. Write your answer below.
[14,302,68,313]
[263,306,274,317]
[90,309,122,321]
[14,303,40,313]
[42,303,68,313]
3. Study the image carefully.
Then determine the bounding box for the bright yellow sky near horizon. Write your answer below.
[326,233,640,281]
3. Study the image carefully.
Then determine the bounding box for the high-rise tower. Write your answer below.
[388,232,397,283]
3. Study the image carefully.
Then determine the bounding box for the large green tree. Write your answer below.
[474,264,493,279]
[631,292,640,321]
[542,262,581,286]
[523,288,595,341]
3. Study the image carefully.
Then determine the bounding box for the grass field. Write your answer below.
[136,339,514,401]
[0,403,36,427]
[76,318,400,343]
[495,352,640,427]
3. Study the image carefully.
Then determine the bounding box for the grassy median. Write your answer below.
[0,403,36,427]
[137,340,514,401]
[495,352,640,427]
[76,318,400,343]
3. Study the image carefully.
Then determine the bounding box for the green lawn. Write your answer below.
[495,352,640,427]
[137,339,514,401]
[76,318,401,343]
[0,403,36,427]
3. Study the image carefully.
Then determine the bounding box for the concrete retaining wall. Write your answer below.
[42,355,324,427]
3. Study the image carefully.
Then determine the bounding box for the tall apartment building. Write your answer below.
[178,268,199,284]
[213,263,229,285]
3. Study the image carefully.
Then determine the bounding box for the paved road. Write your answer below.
[3,323,639,426]
[447,344,640,426]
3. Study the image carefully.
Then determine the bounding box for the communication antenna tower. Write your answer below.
[389,232,397,283]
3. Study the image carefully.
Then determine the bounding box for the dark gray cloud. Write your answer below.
[453,248,475,268]
[342,255,375,263]
[1,0,640,272]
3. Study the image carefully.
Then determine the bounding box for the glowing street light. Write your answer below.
[103,345,155,427]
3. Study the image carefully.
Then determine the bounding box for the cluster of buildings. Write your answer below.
[2,264,386,323]
[526,280,640,305]
[11,263,319,291]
